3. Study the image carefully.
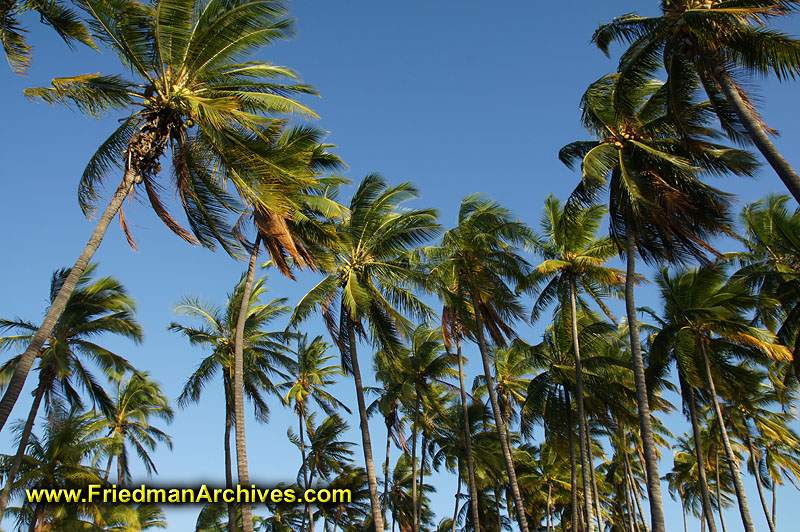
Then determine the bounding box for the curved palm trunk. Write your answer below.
[456,340,481,531]
[411,394,420,532]
[699,344,756,532]
[0,368,51,522]
[0,172,136,433]
[565,386,578,532]
[346,319,385,532]
[687,386,719,532]
[233,239,261,532]
[569,276,595,532]
[624,232,666,532]
[224,379,236,532]
[704,55,800,203]
[469,290,530,532]
[744,430,776,532]
[716,452,729,532]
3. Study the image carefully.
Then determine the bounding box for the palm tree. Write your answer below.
[560,71,757,532]
[0,265,140,521]
[648,264,791,532]
[592,0,800,202]
[524,195,628,532]
[88,371,173,485]
[422,194,532,532]
[279,334,350,532]
[290,174,440,532]
[0,0,94,74]
[1,407,106,532]
[170,274,292,532]
[0,0,316,435]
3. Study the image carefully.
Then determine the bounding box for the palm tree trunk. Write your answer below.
[469,289,530,532]
[0,172,136,433]
[626,458,650,532]
[699,343,756,532]
[744,430,776,532]
[565,386,578,532]
[346,319,385,532]
[224,380,236,532]
[29,501,45,532]
[233,238,261,532]
[687,386,718,532]
[452,461,461,532]
[585,411,601,532]
[547,483,553,532]
[716,451,729,532]
[299,406,313,532]
[622,455,637,532]
[418,435,427,532]
[569,276,595,532]
[456,340,481,532]
[384,422,391,523]
[624,231,666,532]
[411,393,420,532]
[0,368,50,522]
[704,54,800,203]
[771,482,776,528]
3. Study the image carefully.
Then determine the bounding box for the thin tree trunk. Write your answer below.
[0,369,50,522]
[469,289,530,532]
[495,485,503,532]
[456,340,481,532]
[104,453,114,481]
[0,172,136,433]
[224,379,236,532]
[384,421,391,524]
[687,386,718,532]
[681,490,688,532]
[569,276,595,532]
[452,461,461,532]
[29,501,44,532]
[699,344,756,532]
[411,394,420,532]
[566,386,578,532]
[704,54,800,203]
[346,319,385,532]
[547,483,553,532]
[623,453,641,532]
[418,435,427,532]
[744,430,776,532]
[771,482,776,529]
[624,231,666,532]
[716,451,729,532]
[584,410,601,532]
[299,406,313,532]
[622,453,637,532]
[626,458,650,532]
[233,239,260,532]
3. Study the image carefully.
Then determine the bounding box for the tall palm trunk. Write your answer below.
[0,368,52,522]
[569,276,595,532]
[584,409,602,532]
[233,238,261,532]
[224,379,236,532]
[456,340,481,531]
[383,421,391,523]
[699,344,756,532]
[451,463,461,532]
[687,385,719,532]
[299,405,314,532]
[565,386,578,532]
[744,430,776,532]
[716,452,729,532]
[469,289,530,532]
[625,454,650,532]
[346,319,385,532]
[704,55,800,203]
[411,394,420,532]
[622,452,637,532]
[418,435,427,532]
[0,172,136,433]
[547,483,553,532]
[624,232,666,532]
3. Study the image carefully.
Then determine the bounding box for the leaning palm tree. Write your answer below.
[524,195,628,532]
[170,274,292,532]
[0,0,94,74]
[648,264,791,532]
[560,72,757,532]
[592,0,800,202]
[421,194,533,532]
[0,0,316,436]
[290,174,440,532]
[0,264,140,521]
[88,371,173,486]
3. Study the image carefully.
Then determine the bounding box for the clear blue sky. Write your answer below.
[1,1,799,530]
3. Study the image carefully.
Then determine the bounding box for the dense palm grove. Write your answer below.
[1,0,800,531]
